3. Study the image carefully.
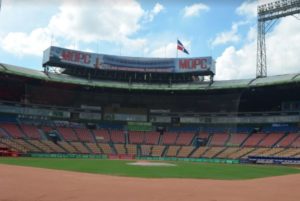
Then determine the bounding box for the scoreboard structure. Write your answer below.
[43,46,215,83]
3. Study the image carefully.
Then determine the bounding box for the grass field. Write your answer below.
[0,157,299,180]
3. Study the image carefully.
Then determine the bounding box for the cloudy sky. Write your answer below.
[0,0,299,80]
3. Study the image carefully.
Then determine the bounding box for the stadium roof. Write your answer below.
[1,62,300,91]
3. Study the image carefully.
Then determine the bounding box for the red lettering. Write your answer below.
[179,59,190,69]
[179,58,209,70]
[61,51,72,61]
[192,59,201,69]
[83,54,91,64]
[61,50,91,64]
[74,52,80,62]
[201,58,207,69]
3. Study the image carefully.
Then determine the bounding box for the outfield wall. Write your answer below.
[31,153,108,159]
[29,153,239,164]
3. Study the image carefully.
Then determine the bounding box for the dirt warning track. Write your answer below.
[0,164,299,201]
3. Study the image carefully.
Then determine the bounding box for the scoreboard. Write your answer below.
[43,46,215,75]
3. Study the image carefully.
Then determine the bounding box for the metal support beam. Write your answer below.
[257,21,267,78]
[256,0,300,78]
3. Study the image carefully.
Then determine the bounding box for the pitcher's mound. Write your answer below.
[127,161,176,167]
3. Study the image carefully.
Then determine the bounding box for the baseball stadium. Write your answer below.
[1,1,300,201]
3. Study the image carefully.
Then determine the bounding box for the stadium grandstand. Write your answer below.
[0,46,299,164]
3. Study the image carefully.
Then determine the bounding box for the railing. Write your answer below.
[0,100,299,124]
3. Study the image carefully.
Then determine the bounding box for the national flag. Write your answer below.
[177,39,189,55]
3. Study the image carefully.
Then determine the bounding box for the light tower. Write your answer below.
[257,0,300,78]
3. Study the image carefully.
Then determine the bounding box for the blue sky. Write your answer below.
[0,0,299,80]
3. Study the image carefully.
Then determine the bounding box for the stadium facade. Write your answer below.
[0,47,299,164]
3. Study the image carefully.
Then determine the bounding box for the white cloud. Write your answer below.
[153,3,164,13]
[215,17,300,80]
[1,28,52,57]
[48,0,144,43]
[149,42,177,58]
[211,23,241,47]
[144,3,164,22]
[183,3,209,18]
[212,0,256,48]
[215,44,256,80]
[247,26,256,41]
[120,37,147,55]
[0,0,148,56]
[266,18,300,75]
[236,0,257,19]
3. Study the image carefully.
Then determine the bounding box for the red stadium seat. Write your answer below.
[226,133,249,146]
[243,133,266,147]
[277,133,299,147]
[144,131,160,145]
[74,128,94,142]
[161,132,178,145]
[0,123,25,138]
[128,131,145,144]
[57,127,78,141]
[110,130,125,143]
[175,132,195,145]
[258,133,284,147]
[209,133,230,146]
[93,129,111,143]
[20,124,41,140]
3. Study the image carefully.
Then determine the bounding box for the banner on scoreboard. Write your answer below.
[43,46,215,74]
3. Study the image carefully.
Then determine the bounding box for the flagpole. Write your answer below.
[176,38,178,58]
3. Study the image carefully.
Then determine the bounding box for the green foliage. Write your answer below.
[0,157,299,180]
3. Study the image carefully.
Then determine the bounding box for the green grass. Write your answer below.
[0,157,299,180]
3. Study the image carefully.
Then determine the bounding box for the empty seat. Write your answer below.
[20,124,41,140]
[290,135,300,147]
[258,133,284,147]
[241,148,271,159]
[57,127,78,141]
[243,133,266,147]
[177,146,195,158]
[126,144,137,155]
[209,133,230,146]
[114,144,126,154]
[110,130,125,143]
[216,147,240,158]
[226,133,248,146]
[176,132,195,145]
[74,128,94,142]
[278,133,299,147]
[141,145,152,156]
[0,123,24,138]
[151,145,165,157]
[161,132,178,145]
[57,141,77,153]
[86,143,102,154]
[228,147,255,159]
[98,143,113,155]
[70,142,90,154]
[129,131,144,144]
[202,147,225,158]
[165,146,180,157]
[144,131,160,145]
[190,147,209,158]
[93,129,110,143]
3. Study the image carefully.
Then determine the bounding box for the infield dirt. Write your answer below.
[0,164,299,201]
